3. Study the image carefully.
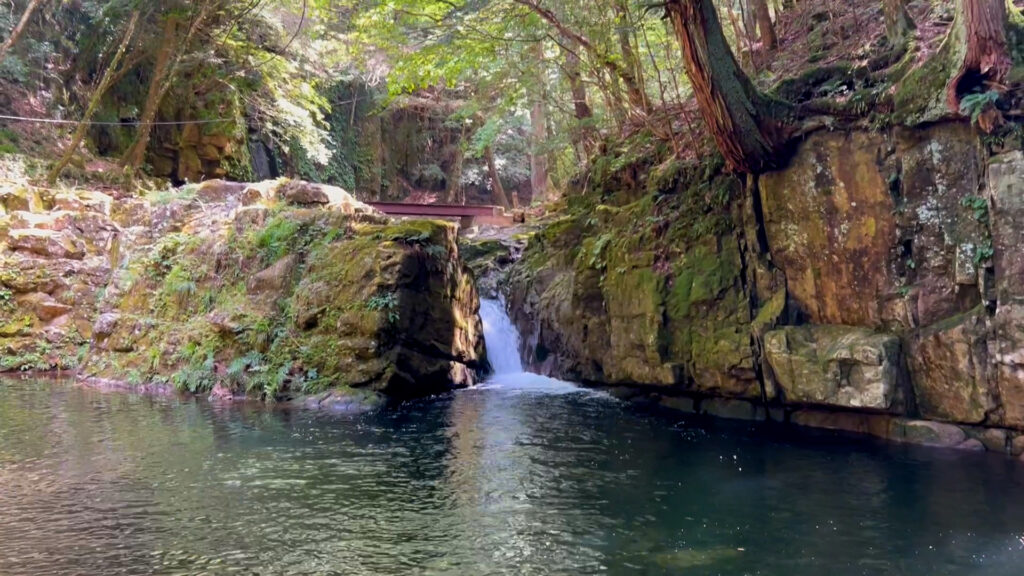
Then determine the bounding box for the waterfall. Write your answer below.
[476,299,588,395]
[479,299,524,375]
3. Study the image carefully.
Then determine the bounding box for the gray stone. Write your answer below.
[907,308,995,424]
[659,396,696,413]
[248,255,298,295]
[987,151,1024,301]
[93,313,121,338]
[956,438,986,452]
[701,398,765,421]
[900,420,967,447]
[765,325,904,411]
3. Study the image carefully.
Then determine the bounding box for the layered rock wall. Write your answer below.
[0,179,485,401]
[507,122,1024,454]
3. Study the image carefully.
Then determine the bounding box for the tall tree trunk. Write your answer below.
[564,48,592,122]
[947,0,1011,112]
[613,0,649,114]
[882,0,915,47]
[123,3,212,172]
[739,0,758,44]
[121,15,179,170]
[529,43,550,204]
[47,11,140,184]
[753,0,778,50]
[665,0,789,173]
[563,46,595,156]
[446,126,466,204]
[485,145,511,210]
[0,0,45,65]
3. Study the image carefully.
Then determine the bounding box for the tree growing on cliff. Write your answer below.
[663,0,791,173]
[896,0,1020,130]
[48,9,141,184]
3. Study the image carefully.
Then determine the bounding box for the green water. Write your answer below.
[2,376,1024,575]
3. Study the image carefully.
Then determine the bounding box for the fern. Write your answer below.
[959,91,1000,125]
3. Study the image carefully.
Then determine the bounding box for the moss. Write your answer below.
[772,64,855,102]
[459,238,506,264]
[753,290,786,334]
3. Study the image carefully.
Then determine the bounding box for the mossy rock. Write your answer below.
[82,186,484,401]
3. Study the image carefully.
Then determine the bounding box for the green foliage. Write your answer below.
[0,128,20,155]
[960,195,990,224]
[366,291,400,324]
[959,196,995,264]
[959,91,1000,126]
[587,233,612,270]
[145,233,201,279]
[253,215,303,263]
[975,241,995,265]
[146,183,198,206]
[171,339,218,394]
[293,80,380,189]
[0,288,13,312]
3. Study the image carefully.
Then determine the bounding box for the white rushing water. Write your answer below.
[479,299,524,375]
[477,299,583,394]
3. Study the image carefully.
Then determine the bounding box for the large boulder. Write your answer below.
[508,177,764,399]
[764,325,905,411]
[991,304,1024,428]
[907,308,996,424]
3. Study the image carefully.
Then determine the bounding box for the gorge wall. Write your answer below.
[507,121,1024,454]
[0,179,485,403]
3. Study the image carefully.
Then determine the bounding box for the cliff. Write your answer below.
[507,121,1024,454]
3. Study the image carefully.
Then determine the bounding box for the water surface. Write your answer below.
[3,375,1024,575]
[3,302,1024,575]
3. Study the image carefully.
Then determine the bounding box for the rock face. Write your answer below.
[759,124,986,330]
[764,326,905,411]
[508,176,765,399]
[506,121,1024,452]
[1,178,485,400]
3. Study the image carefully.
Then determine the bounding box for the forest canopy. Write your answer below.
[0,0,1021,201]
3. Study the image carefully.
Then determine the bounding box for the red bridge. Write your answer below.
[367,202,515,227]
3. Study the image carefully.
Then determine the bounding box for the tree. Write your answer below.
[947,0,1011,113]
[528,42,550,203]
[752,0,777,50]
[895,0,1015,130]
[664,0,790,173]
[513,0,651,117]
[0,0,46,65]
[882,0,915,48]
[485,145,513,209]
[48,10,141,184]
[122,2,214,172]
[561,45,595,156]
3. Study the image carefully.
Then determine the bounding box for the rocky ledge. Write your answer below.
[506,122,1024,456]
[0,178,485,401]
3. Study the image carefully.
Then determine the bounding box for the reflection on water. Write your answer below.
[2,377,1024,575]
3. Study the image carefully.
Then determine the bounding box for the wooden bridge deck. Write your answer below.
[367,202,514,227]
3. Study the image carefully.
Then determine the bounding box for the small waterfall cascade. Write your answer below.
[476,299,587,395]
[479,299,524,375]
